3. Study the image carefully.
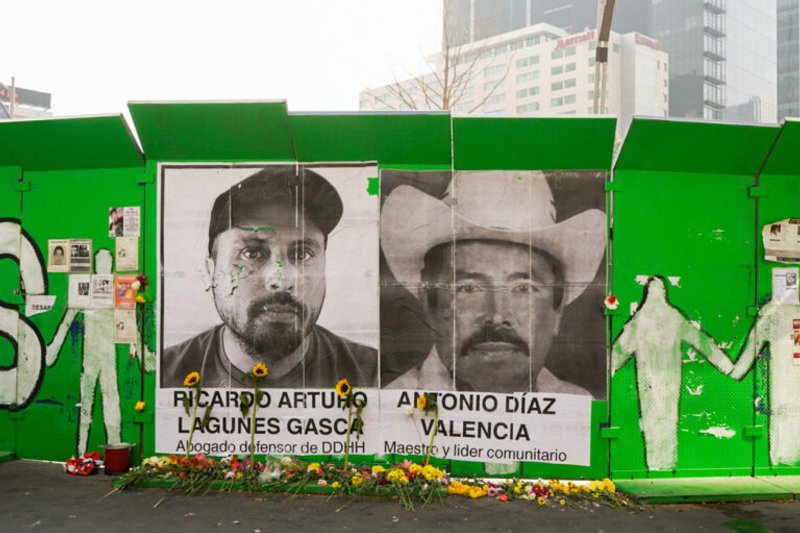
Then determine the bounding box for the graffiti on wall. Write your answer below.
[613,273,800,470]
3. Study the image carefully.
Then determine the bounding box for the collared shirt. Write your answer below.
[385,346,593,396]
[161,324,377,388]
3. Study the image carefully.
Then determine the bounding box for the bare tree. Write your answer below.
[378,1,512,113]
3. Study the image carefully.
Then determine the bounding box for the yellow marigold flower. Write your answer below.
[371,465,386,475]
[332,481,341,489]
[537,497,547,506]
[183,371,200,388]
[352,474,364,487]
[335,378,351,398]
[135,294,146,304]
[235,471,243,480]
[422,464,441,481]
[134,401,145,412]
[468,486,486,499]
[417,394,427,411]
[307,462,321,471]
[559,499,566,506]
[252,363,269,378]
[409,463,423,474]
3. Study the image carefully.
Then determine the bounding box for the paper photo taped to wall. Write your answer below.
[159,164,379,389]
[379,170,607,398]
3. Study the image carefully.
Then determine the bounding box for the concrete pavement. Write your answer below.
[2,460,800,532]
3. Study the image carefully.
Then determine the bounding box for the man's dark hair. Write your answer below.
[420,240,565,310]
[207,166,343,257]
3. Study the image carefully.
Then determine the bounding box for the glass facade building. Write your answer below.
[445,0,778,123]
[778,0,800,120]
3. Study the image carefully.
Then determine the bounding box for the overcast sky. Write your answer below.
[5,0,442,117]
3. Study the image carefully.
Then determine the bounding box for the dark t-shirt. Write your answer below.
[161,324,377,388]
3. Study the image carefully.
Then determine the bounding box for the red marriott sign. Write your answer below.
[555,30,595,50]
[635,32,662,51]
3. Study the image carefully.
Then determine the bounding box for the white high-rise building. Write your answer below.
[360,23,668,137]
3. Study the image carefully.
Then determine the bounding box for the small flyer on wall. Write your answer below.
[763,219,800,263]
[772,267,799,305]
[115,236,139,271]
[69,239,92,273]
[25,295,56,317]
[47,239,70,273]
[68,274,92,308]
[109,206,141,238]
[114,309,137,343]
[114,275,137,309]
[91,274,114,308]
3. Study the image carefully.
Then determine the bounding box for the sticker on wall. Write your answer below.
[69,239,92,273]
[25,294,56,316]
[47,239,70,273]
[763,219,800,263]
[108,206,140,238]
[771,267,799,305]
[114,309,137,343]
[91,274,114,308]
[115,236,139,271]
[114,274,137,309]
[68,274,92,308]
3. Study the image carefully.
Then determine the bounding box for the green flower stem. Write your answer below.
[344,399,354,471]
[186,387,200,458]
[425,407,438,465]
[250,383,259,466]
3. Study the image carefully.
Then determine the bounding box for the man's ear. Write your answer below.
[204,257,215,288]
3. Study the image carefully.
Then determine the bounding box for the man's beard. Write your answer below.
[231,292,312,357]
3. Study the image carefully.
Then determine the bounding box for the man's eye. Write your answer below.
[511,281,542,293]
[293,248,316,262]
[240,247,267,260]
[456,284,481,294]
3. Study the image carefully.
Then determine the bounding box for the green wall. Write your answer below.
[2,106,799,482]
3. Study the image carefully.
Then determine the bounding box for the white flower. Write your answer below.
[131,280,142,291]
[404,406,415,417]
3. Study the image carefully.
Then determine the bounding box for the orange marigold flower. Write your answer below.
[335,378,351,398]
[252,363,269,379]
[184,371,200,388]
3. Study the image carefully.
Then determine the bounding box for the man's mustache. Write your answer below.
[248,292,308,321]
[459,324,529,357]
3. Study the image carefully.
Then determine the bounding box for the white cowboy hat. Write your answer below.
[380,170,605,307]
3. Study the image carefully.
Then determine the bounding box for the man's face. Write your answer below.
[421,240,562,393]
[207,202,326,358]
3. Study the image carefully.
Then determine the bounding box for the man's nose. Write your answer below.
[262,260,295,292]
[480,288,512,327]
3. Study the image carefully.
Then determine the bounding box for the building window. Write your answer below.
[485,94,506,108]
[551,65,563,75]
[529,86,540,96]
[589,57,596,67]
[516,71,539,83]
[551,97,564,107]
[517,88,528,98]
[484,64,506,78]
[510,40,524,51]
[516,102,540,113]
[565,62,576,73]
[551,81,564,91]
[485,80,506,92]
[564,78,576,89]
[564,94,576,104]
[552,49,564,59]
[516,58,528,68]
[453,101,473,113]
[588,74,595,83]
[564,46,576,57]
[612,43,621,53]
[526,36,540,47]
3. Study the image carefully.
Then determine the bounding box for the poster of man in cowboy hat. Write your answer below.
[379,170,606,397]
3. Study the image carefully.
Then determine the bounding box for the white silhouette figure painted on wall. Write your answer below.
[46,249,121,454]
[728,300,800,465]
[611,276,735,471]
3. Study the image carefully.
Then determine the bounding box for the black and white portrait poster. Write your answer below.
[156,163,380,455]
[154,164,598,465]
